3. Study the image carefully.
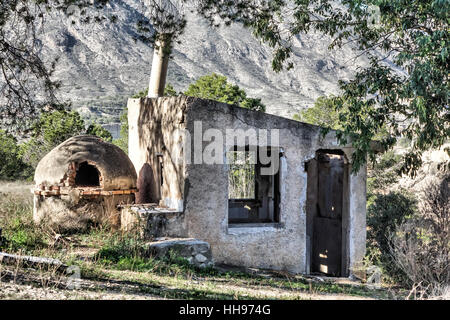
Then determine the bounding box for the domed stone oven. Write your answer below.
[33,135,137,232]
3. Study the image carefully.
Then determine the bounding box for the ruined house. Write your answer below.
[124,96,367,277]
[32,95,367,277]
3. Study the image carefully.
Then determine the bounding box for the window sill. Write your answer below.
[227,223,284,235]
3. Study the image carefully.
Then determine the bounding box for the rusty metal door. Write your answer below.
[311,153,344,276]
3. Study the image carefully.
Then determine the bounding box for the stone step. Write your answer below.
[147,238,214,268]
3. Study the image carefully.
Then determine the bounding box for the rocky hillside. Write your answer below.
[39,0,370,126]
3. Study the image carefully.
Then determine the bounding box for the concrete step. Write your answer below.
[147,237,214,268]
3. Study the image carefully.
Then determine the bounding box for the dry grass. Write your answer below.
[390,176,449,299]
[0,180,402,300]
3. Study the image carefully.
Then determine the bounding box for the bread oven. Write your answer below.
[33,135,137,232]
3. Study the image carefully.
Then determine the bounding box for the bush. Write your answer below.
[0,130,32,180]
[96,235,145,264]
[390,177,449,298]
[0,193,48,253]
[293,95,342,130]
[366,190,418,283]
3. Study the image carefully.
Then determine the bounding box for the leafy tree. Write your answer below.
[0,130,32,180]
[86,123,112,142]
[4,2,441,288]
[5,0,447,175]
[31,110,85,144]
[19,110,84,169]
[293,96,343,130]
[195,0,449,176]
[164,83,178,97]
[184,73,266,112]
[0,0,174,130]
[20,109,112,170]
[0,0,116,130]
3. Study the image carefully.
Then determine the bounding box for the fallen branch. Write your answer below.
[0,251,68,272]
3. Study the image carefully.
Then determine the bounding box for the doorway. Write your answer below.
[306,150,348,277]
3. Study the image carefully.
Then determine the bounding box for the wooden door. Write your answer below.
[311,153,344,276]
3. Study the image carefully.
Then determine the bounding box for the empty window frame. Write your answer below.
[227,146,281,224]
[228,149,256,200]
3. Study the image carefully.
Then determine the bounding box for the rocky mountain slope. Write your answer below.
[39,0,370,126]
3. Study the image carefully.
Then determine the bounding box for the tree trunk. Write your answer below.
[147,40,170,98]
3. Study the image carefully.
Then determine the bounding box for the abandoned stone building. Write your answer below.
[33,96,367,277]
[125,96,367,277]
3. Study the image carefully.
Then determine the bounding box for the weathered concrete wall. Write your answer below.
[348,166,367,278]
[128,97,189,210]
[128,97,366,276]
[121,204,187,239]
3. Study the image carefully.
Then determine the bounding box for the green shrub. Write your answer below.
[293,95,342,129]
[366,190,418,283]
[96,235,145,264]
[390,177,449,297]
[0,130,32,180]
[0,193,48,253]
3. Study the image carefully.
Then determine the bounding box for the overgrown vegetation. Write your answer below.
[366,190,418,284]
[0,191,49,253]
[0,182,401,300]
[196,0,450,176]
[2,1,448,176]
[365,150,449,298]
[94,235,217,277]
[390,177,449,298]
[295,96,448,298]
[0,130,32,181]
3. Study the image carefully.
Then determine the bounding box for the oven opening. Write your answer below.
[75,162,100,187]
